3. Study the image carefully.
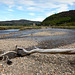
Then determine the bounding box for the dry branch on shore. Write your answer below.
[0,45,75,65]
[16,46,75,55]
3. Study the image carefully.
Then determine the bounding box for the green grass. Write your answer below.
[0,26,42,30]
[50,26,75,29]
[0,26,75,30]
[20,26,41,30]
[0,26,22,30]
[40,26,75,29]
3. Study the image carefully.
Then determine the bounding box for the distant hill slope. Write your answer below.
[0,19,41,26]
[41,10,75,26]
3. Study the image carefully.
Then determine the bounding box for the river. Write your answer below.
[0,28,75,41]
[0,28,75,48]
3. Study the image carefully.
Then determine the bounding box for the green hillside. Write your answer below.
[41,10,75,26]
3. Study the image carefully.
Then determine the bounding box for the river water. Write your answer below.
[0,29,20,35]
[0,28,75,42]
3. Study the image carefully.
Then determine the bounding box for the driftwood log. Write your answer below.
[0,51,17,65]
[0,46,75,65]
[16,46,75,56]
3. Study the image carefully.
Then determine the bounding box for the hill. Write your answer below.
[0,19,41,26]
[41,10,75,26]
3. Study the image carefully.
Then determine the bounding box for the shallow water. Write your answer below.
[0,29,20,35]
[0,28,75,42]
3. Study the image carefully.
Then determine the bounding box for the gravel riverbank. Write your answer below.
[0,38,75,75]
[0,28,75,75]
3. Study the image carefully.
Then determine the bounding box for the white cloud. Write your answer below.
[26,0,75,12]
[0,0,14,5]
[31,17,44,21]
[8,9,14,11]
[54,0,75,5]
[0,0,15,8]
[18,0,36,6]
[0,0,75,10]
[45,4,69,17]
[29,13,35,16]
[56,5,69,13]
[17,6,23,10]
[27,7,43,12]
[45,11,56,16]
[0,0,75,21]
[27,7,35,10]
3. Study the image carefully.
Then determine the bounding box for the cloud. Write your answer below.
[54,0,75,5]
[33,18,44,21]
[0,0,75,10]
[27,7,43,12]
[0,0,75,21]
[26,0,75,13]
[7,9,14,11]
[31,17,44,21]
[0,0,15,8]
[0,0,14,5]
[45,4,69,17]
[17,6,23,10]
[55,4,69,13]
[18,0,36,6]
[45,11,55,16]
[29,13,35,16]
[27,7,35,10]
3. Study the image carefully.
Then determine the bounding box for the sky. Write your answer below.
[0,0,75,21]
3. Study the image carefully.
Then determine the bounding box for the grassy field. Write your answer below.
[0,26,75,30]
[0,26,41,30]
[41,26,75,29]
[50,26,75,29]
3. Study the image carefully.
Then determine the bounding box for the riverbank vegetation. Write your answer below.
[0,26,75,30]
[48,26,75,29]
[0,26,42,30]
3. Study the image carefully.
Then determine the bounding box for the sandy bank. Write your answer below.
[0,34,13,38]
[21,31,67,37]
[0,39,38,52]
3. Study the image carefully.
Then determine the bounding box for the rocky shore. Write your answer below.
[0,38,75,75]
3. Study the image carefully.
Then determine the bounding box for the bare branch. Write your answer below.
[16,46,75,55]
[0,51,17,57]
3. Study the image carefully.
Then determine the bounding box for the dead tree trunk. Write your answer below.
[16,46,75,56]
[0,46,75,65]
